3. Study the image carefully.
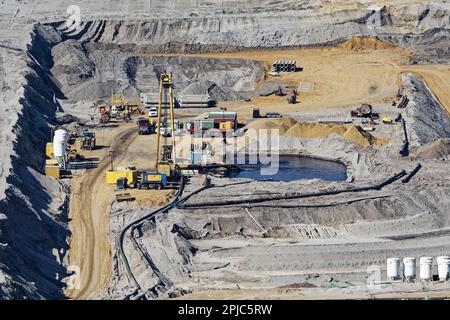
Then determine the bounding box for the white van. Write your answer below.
[149,107,158,117]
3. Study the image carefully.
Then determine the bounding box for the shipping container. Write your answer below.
[106,170,137,185]
[194,119,215,131]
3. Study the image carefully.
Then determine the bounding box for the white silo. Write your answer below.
[387,258,401,281]
[53,129,68,168]
[403,257,416,282]
[419,257,433,281]
[437,256,450,281]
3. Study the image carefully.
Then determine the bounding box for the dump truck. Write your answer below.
[136,171,168,190]
[80,131,96,150]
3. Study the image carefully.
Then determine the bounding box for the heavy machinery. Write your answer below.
[111,91,126,107]
[137,118,155,135]
[288,90,299,104]
[79,131,96,150]
[153,72,182,188]
[383,117,394,124]
[136,171,167,189]
[351,104,373,118]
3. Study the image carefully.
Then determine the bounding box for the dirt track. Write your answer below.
[66,124,138,299]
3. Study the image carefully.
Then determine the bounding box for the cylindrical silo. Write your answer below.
[53,129,68,168]
[437,256,450,281]
[419,257,433,281]
[387,258,401,281]
[403,257,416,282]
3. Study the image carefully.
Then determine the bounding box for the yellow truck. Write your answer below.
[382,117,393,124]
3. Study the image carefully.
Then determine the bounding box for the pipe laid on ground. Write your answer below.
[118,177,185,296]
[402,163,422,184]
[181,170,407,208]
[183,194,394,210]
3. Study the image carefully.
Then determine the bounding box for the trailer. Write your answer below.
[136,171,168,190]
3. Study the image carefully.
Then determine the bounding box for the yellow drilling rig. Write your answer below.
[135,72,181,190]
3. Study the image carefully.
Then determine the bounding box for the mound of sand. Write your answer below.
[340,36,396,52]
[415,138,450,160]
[245,117,297,135]
[245,118,388,146]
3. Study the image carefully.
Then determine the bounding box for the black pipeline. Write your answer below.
[181,170,408,208]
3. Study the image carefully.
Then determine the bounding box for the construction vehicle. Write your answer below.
[137,118,155,135]
[111,91,126,107]
[351,104,373,118]
[288,90,299,104]
[79,131,96,150]
[136,171,167,189]
[276,86,285,96]
[383,117,394,124]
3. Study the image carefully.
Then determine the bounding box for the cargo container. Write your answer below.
[106,169,137,185]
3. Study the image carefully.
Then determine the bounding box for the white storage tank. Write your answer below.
[53,129,68,158]
[387,258,401,281]
[419,257,433,281]
[403,257,416,281]
[437,256,450,281]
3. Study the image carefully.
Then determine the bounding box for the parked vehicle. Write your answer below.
[136,171,167,190]
[149,107,158,117]
[79,131,96,150]
[137,118,155,135]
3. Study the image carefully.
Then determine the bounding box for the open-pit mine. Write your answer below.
[1,0,450,301]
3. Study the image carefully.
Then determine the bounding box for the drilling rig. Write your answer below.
[136,72,181,189]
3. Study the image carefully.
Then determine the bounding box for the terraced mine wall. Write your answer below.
[1,0,449,299]
[0,25,70,299]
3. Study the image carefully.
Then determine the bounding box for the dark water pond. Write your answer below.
[228,155,347,182]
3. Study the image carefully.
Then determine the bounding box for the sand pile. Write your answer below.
[245,118,298,135]
[340,36,396,52]
[415,138,450,160]
[246,118,388,146]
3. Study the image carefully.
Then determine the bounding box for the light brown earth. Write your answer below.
[66,120,177,299]
[66,123,140,299]
[67,37,450,299]
[142,37,450,118]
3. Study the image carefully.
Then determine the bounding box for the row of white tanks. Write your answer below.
[53,129,68,168]
[387,256,450,282]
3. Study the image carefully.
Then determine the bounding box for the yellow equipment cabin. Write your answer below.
[106,169,137,185]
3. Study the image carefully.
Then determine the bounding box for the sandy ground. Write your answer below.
[66,123,138,299]
[143,37,450,118]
